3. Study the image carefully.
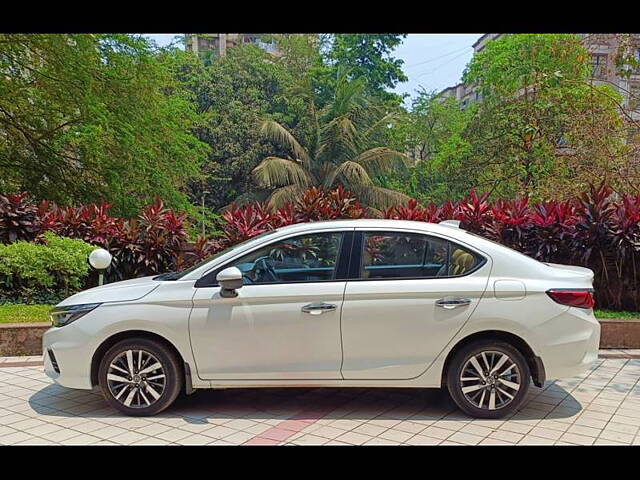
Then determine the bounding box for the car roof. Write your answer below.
[271,219,471,240]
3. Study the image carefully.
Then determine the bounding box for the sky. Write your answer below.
[145,33,481,104]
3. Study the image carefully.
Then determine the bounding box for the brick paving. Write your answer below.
[1,352,640,445]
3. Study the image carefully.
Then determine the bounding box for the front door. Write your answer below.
[340,229,491,380]
[189,230,350,380]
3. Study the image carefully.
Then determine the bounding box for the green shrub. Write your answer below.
[0,232,96,301]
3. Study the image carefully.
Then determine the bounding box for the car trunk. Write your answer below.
[543,262,594,284]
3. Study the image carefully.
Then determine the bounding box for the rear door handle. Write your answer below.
[301,302,337,315]
[435,296,472,309]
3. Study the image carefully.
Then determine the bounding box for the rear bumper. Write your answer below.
[537,307,600,380]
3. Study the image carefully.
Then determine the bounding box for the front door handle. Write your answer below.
[435,296,472,309]
[301,302,337,315]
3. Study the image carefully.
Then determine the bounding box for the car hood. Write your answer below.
[56,276,161,307]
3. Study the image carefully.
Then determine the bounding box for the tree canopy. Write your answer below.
[380,90,475,204]
[177,44,306,211]
[0,34,208,216]
[2,33,639,226]
[461,34,630,199]
[252,68,410,213]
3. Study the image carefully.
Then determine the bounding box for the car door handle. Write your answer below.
[301,302,337,315]
[435,297,472,309]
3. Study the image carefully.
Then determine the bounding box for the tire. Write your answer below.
[98,338,183,416]
[446,340,530,419]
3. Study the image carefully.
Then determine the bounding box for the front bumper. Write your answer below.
[42,324,94,390]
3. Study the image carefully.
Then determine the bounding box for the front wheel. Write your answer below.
[446,340,530,419]
[98,338,182,416]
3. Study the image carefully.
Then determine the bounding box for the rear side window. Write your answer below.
[359,231,483,280]
[448,244,481,276]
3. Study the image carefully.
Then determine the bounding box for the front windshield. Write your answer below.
[172,229,282,280]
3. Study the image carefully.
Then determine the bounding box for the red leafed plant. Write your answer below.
[524,199,576,262]
[124,198,190,277]
[384,199,446,223]
[293,186,364,222]
[273,202,300,228]
[321,185,366,220]
[4,183,640,311]
[488,198,531,250]
[456,190,493,234]
[0,193,41,243]
[221,202,273,246]
[384,198,430,222]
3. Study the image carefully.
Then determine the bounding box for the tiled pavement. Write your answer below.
[2,352,640,445]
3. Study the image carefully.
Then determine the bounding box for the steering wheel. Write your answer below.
[251,256,279,283]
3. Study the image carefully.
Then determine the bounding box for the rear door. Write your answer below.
[340,229,491,380]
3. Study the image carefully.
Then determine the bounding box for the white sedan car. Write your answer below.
[43,219,600,418]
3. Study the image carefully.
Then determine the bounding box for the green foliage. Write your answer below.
[456,34,629,200]
[317,34,408,106]
[0,304,53,323]
[185,206,224,240]
[179,44,306,210]
[463,34,591,99]
[381,91,476,204]
[379,35,637,204]
[253,68,411,212]
[0,232,95,300]
[594,309,640,320]
[0,34,208,217]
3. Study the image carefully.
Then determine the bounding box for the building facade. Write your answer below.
[439,33,640,120]
[184,34,279,59]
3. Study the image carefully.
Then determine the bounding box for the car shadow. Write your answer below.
[27,381,583,424]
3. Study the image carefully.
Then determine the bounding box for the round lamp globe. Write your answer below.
[89,248,112,270]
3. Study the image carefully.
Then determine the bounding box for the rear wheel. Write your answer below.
[446,340,530,419]
[98,338,182,416]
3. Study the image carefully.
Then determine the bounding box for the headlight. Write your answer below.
[50,303,101,327]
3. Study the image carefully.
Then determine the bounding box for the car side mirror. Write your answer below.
[216,267,243,298]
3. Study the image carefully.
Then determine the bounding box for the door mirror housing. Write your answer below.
[216,267,243,298]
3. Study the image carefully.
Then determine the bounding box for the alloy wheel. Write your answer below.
[459,350,521,410]
[106,349,166,408]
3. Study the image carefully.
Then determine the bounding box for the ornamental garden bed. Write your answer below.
[0,304,639,357]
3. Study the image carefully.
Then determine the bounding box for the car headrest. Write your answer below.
[451,249,475,275]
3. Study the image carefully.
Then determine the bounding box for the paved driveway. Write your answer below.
[1,354,640,445]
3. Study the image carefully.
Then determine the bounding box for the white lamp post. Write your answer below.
[88,248,113,286]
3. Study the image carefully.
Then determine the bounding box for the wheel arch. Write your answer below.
[90,330,188,390]
[440,330,546,388]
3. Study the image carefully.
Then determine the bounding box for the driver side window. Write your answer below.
[224,232,344,285]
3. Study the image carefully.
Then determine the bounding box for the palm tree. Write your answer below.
[252,69,411,212]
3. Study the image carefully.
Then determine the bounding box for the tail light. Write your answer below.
[546,289,595,309]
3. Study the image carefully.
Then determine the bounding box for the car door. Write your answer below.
[189,229,353,380]
[340,229,491,380]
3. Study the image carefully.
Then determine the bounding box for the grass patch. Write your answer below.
[0,304,52,324]
[595,309,640,320]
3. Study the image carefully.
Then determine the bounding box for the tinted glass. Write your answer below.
[361,232,448,279]
[360,232,482,279]
[173,229,282,280]
[226,232,343,285]
[448,244,481,276]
